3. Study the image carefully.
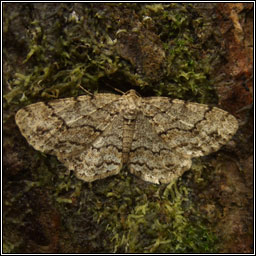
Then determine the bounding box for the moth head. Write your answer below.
[126,89,140,97]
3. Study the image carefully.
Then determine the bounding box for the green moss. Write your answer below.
[4,3,222,107]
[85,176,218,253]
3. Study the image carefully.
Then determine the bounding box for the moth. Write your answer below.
[15,90,238,184]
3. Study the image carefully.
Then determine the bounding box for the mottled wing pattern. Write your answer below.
[15,90,238,184]
[128,112,192,184]
[139,97,238,158]
[128,97,238,184]
[15,93,124,181]
[59,114,124,182]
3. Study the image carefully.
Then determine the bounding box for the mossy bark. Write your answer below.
[3,3,253,253]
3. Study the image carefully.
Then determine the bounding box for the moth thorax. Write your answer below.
[123,106,137,120]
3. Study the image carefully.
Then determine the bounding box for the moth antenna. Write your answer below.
[79,85,94,96]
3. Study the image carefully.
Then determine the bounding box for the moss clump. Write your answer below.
[4,3,222,107]
[83,175,219,253]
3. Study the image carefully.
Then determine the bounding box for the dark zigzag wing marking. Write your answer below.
[139,97,238,158]
[15,93,123,157]
[128,112,192,184]
[59,114,124,182]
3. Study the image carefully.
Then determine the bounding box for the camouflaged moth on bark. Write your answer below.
[15,90,238,184]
